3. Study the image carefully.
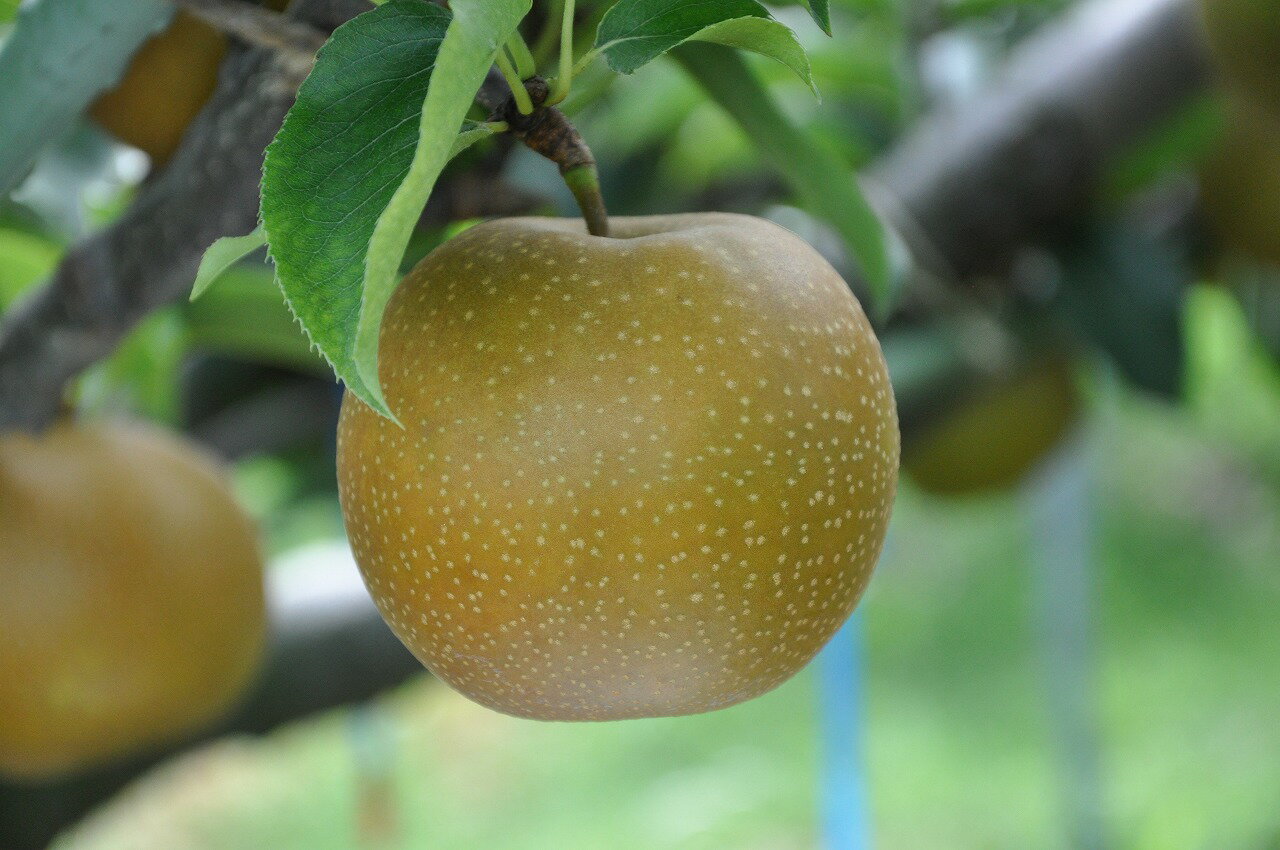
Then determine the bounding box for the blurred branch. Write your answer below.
[172,0,327,80]
[0,0,171,196]
[868,0,1212,281]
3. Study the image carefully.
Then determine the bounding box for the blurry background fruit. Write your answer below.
[88,12,226,166]
[902,358,1080,496]
[88,1,290,166]
[1199,0,1280,111]
[1200,96,1280,267]
[0,421,267,779]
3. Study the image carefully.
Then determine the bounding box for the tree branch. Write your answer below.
[0,42,293,431]
[0,0,540,433]
[868,0,1211,281]
[171,0,327,80]
[0,0,360,432]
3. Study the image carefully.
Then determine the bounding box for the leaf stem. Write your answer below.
[531,0,564,67]
[547,0,576,105]
[506,30,536,79]
[496,50,534,115]
[570,46,601,80]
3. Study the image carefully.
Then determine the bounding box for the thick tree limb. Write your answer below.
[869,0,1211,281]
[172,0,327,79]
[0,43,291,431]
[0,1,541,432]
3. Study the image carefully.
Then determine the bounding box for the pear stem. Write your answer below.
[494,76,610,237]
[561,164,609,237]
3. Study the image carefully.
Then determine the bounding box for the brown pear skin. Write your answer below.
[337,214,899,721]
[0,421,266,779]
[1200,0,1280,111]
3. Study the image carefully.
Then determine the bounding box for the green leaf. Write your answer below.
[357,0,530,418]
[191,226,267,301]
[261,0,527,419]
[799,0,831,36]
[595,0,771,74]
[686,17,815,95]
[1057,220,1188,399]
[76,308,187,426]
[673,43,892,307]
[262,1,450,416]
[0,227,61,310]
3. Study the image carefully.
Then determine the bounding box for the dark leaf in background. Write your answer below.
[1056,220,1189,398]
[1225,263,1280,364]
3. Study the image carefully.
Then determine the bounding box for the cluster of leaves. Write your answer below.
[197,0,885,419]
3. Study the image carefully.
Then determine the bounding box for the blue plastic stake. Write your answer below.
[1023,428,1106,850]
[819,610,871,850]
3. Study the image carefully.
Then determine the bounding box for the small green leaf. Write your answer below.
[185,265,326,375]
[595,0,771,74]
[799,0,831,36]
[0,227,61,310]
[674,43,892,307]
[76,308,187,426]
[191,226,267,301]
[357,0,531,418]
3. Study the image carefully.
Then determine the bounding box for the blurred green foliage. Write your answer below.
[0,226,59,306]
